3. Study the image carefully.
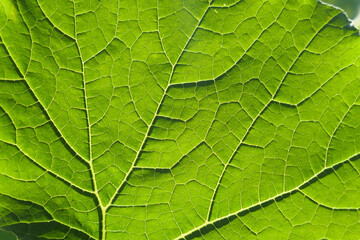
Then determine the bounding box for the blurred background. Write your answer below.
[322,0,360,27]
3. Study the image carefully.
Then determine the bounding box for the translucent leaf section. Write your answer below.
[0,0,360,239]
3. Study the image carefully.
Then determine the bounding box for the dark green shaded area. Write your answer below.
[0,229,17,240]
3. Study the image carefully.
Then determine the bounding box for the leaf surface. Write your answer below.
[1,0,360,239]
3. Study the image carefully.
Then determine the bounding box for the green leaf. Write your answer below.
[1,0,360,239]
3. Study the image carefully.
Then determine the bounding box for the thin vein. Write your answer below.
[36,0,76,40]
[298,189,360,211]
[0,139,94,195]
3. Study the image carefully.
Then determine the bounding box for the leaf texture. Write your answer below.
[1,0,360,239]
